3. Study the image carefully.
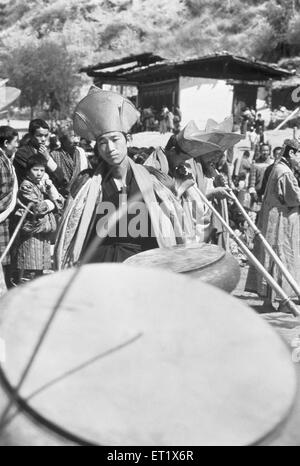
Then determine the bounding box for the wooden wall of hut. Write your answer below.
[232,84,258,116]
[138,79,179,112]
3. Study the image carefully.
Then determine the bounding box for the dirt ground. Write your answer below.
[232,263,300,319]
[232,264,268,313]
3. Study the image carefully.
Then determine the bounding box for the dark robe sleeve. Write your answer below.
[0,159,13,212]
[13,146,33,182]
[18,181,54,215]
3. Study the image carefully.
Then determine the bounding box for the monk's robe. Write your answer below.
[245,158,300,300]
[55,158,186,270]
[145,148,212,243]
[85,165,158,263]
[248,158,274,198]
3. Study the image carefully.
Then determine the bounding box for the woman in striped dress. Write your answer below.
[0,126,19,289]
[14,156,64,283]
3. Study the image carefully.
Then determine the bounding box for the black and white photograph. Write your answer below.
[0,0,300,448]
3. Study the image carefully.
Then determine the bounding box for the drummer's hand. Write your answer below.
[208,187,233,201]
[250,192,258,203]
[214,174,227,187]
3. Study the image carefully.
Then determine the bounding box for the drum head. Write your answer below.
[125,243,226,273]
[0,264,297,446]
[125,243,240,292]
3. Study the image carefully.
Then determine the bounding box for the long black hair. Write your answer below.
[0,126,18,147]
[28,119,49,136]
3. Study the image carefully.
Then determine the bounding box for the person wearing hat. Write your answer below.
[246,139,300,311]
[144,118,243,244]
[55,88,188,269]
[186,116,244,247]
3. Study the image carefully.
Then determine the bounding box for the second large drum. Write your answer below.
[125,243,240,292]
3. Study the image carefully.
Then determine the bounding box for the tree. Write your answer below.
[0,2,7,28]
[4,42,43,119]
[262,0,298,60]
[3,39,81,119]
[35,40,81,118]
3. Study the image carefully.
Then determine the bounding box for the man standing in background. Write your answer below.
[0,126,19,289]
[14,119,67,191]
[248,143,273,215]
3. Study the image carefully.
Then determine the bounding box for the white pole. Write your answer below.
[275,107,300,131]
[197,189,300,317]
[231,190,300,299]
[0,203,34,265]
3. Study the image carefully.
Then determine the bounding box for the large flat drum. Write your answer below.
[125,243,240,292]
[260,313,300,446]
[0,264,297,445]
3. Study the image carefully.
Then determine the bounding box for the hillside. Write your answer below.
[1,0,300,66]
[1,0,300,118]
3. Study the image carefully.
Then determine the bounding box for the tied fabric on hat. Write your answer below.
[73,87,140,140]
[198,116,245,152]
[175,121,220,158]
[174,117,245,160]
[205,116,233,133]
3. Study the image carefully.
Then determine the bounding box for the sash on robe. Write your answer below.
[54,159,186,270]
[145,149,212,243]
[68,147,90,192]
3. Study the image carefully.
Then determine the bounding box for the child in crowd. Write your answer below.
[14,156,64,283]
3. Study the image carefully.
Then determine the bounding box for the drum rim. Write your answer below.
[125,244,227,274]
[0,362,297,447]
[0,366,96,446]
[0,264,296,446]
